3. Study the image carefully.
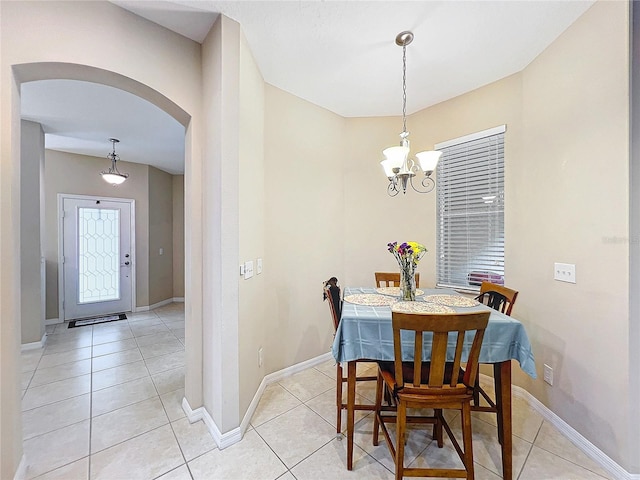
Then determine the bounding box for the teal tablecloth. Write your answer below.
[331,287,537,379]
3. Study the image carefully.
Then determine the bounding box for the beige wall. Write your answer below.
[238,32,266,416]
[1,3,205,475]
[516,1,631,466]
[20,120,46,344]
[200,14,241,433]
[343,73,523,290]
[44,150,151,313]
[342,115,443,289]
[343,0,632,470]
[263,84,345,373]
[44,152,185,314]
[172,175,185,298]
[148,166,175,305]
[1,0,637,476]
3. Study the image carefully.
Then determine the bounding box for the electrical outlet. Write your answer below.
[554,263,576,283]
[258,347,263,367]
[543,364,553,386]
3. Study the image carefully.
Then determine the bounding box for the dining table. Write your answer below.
[331,286,537,480]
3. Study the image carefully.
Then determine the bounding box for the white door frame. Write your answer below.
[57,193,137,321]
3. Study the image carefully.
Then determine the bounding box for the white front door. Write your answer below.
[61,196,134,320]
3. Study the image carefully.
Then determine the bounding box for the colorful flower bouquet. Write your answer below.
[387,241,427,301]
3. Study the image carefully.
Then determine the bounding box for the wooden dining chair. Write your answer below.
[375,272,421,288]
[372,310,490,480]
[474,281,518,316]
[323,277,378,434]
[472,281,519,408]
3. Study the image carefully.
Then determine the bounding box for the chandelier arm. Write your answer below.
[387,177,401,197]
[409,175,435,194]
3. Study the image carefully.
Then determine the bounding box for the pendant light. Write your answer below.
[101,138,129,185]
[381,31,442,196]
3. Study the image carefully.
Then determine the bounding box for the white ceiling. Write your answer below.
[21,80,186,174]
[21,0,595,175]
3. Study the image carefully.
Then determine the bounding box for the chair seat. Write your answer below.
[378,361,472,403]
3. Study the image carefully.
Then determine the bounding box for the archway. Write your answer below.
[3,62,204,476]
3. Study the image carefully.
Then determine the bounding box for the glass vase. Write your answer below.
[400,267,416,301]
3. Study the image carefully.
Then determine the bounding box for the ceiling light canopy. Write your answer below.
[101,138,129,186]
[381,31,442,197]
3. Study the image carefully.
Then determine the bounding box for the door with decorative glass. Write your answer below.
[61,196,134,320]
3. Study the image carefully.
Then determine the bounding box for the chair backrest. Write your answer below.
[323,277,342,331]
[391,311,490,395]
[375,272,421,288]
[475,281,518,316]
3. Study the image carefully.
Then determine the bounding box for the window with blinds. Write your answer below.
[435,125,505,291]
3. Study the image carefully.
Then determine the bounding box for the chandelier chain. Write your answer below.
[402,42,407,134]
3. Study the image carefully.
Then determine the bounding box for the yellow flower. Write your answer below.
[407,241,426,254]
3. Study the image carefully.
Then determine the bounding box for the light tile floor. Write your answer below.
[20,304,614,479]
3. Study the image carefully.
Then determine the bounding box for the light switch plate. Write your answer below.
[257,258,263,274]
[244,260,254,279]
[543,364,554,385]
[554,263,576,283]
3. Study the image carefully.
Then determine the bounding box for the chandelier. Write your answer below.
[101,138,129,185]
[380,31,442,196]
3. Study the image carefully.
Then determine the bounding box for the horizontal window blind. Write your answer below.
[435,126,505,291]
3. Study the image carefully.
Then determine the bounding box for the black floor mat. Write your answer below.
[68,313,127,328]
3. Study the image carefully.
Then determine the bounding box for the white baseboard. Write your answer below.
[21,333,47,351]
[179,356,638,479]
[479,374,638,480]
[181,351,334,450]
[512,386,640,480]
[182,397,242,449]
[45,318,61,326]
[136,298,182,312]
[240,351,333,434]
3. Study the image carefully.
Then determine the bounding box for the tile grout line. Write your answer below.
[21,308,186,480]
[88,323,95,480]
[528,421,613,480]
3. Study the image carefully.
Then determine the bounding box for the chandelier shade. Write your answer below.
[381,31,442,196]
[415,150,442,174]
[101,138,129,186]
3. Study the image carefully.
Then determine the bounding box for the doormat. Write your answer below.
[68,313,127,328]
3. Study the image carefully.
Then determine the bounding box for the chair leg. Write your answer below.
[473,375,481,406]
[396,401,406,480]
[383,384,392,406]
[372,369,383,446]
[336,364,343,435]
[461,402,475,480]
[433,408,444,448]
